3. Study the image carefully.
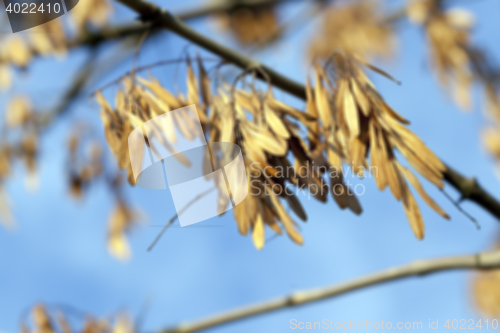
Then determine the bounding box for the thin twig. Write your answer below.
[35,50,98,130]
[92,57,220,94]
[146,213,178,252]
[135,297,153,333]
[36,40,137,131]
[147,187,216,251]
[440,188,480,229]
[131,28,152,78]
[160,249,500,333]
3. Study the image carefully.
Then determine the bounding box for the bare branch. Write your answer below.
[444,164,500,220]
[115,0,306,99]
[114,0,500,221]
[72,0,477,54]
[160,250,500,332]
[70,0,304,49]
[69,22,151,48]
[35,40,138,130]
[35,0,306,125]
[35,52,97,129]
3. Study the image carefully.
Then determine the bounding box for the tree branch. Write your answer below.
[115,0,306,99]
[115,0,500,221]
[444,164,500,219]
[72,0,473,56]
[37,39,139,131]
[36,53,96,129]
[70,22,151,48]
[159,249,500,332]
[69,0,303,49]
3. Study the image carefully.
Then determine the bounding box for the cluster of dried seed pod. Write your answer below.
[65,122,140,260]
[0,20,66,90]
[4,96,40,190]
[407,0,500,188]
[107,196,141,260]
[0,146,14,229]
[97,61,213,256]
[97,61,209,187]
[96,58,367,249]
[0,0,112,91]
[67,126,104,199]
[473,269,500,318]
[95,51,450,249]
[408,0,476,110]
[483,127,500,178]
[70,0,112,32]
[229,86,363,248]
[0,0,113,204]
[309,1,395,61]
[211,0,280,46]
[481,68,500,178]
[0,96,42,228]
[473,240,500,318]
[21,304,134,333]
[309,53,449,239]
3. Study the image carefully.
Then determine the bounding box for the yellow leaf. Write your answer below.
[252,214,265,250]
[113,315,133,333]
[0,186,15,230]
[343,89,360,138]
[6,96,31,127]
[402,184,425,240]
[108,232,131,261]
[269,191,303,245]
[314,69,332,128]
[32,304,51,331]
[136,76,182,110]
[398,163,450,219]
[0,65,12,90]
[186,60,199,107]
[7,36,32,67]
[197,56,212,107]
[265,106,290,139]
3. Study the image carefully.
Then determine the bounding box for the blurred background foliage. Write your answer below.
[1,0,500,332]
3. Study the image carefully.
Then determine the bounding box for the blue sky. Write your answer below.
[1,0,500,332]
